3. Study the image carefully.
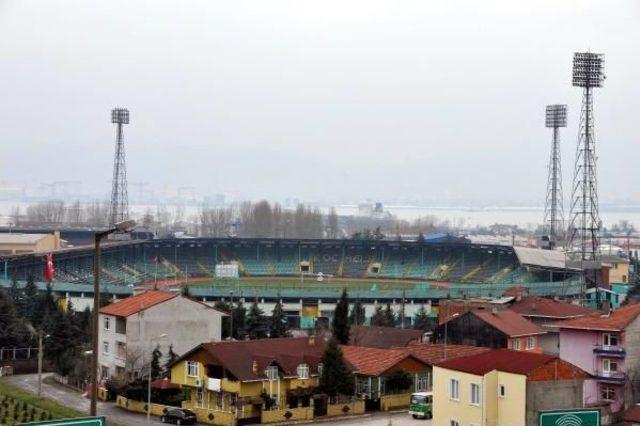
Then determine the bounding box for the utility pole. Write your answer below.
[37,331,43,397]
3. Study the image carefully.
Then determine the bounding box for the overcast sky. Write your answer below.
[0,0,638,206]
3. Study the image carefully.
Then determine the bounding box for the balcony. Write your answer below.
[594,345,626,357]
[593,370,626,383]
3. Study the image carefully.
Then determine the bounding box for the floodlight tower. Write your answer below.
[109,108,130,227]
[543,104,567,247]
[567,52,604,262]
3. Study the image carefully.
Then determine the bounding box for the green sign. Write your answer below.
[19,417,105,426]
[540,409,600,426]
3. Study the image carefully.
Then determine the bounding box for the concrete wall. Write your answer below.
[525,380,584,426]
[495,371,527,426]
[538,332,560,355]
[99,295,225,378]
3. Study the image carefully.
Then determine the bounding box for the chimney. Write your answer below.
[252,360,258,374]
[491,307,499,316]
[308,335,316,345]
[531,302,537,311]
[244,335,251,341]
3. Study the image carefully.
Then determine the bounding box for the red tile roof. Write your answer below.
[555,303,640,332]
[341,346,414,376]
[624,404,640,422]
[436,349,562,377]
[349,326,424,348]
[175,337,326,381]
[404,344,491,365]
[510,297,594,319]
[341,344,491,376]
[99,290,177,317]
[472,309,545,337]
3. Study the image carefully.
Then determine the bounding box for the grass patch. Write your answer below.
[0,378,82,425]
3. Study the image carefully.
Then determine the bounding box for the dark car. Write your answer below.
[160,408,198,425]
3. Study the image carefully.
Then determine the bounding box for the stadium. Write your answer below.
[0,235,582,328]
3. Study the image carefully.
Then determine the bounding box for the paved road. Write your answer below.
[3,373,166,426]
[322,411,431,426]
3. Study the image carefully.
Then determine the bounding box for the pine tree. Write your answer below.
[413,305,434,331]
[319,338,355,398]
[150,345,163,380]
[269,300,290,338]
[232,300,246,339]
[332,289,350,344]
[383,303,397,327]
[0,288,19,347]
[349,300,366,326]
[370,305,385,326]
[22,275,39,324]
[246,300,267,339]
[164,344,178,376]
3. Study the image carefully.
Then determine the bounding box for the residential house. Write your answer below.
[169,336,326,425]
[556,303,640,422]
[98,290,226,381]
[602,255,630,285]
[435,308,546,352]
[433,349,589,426]
[348,325,425,348]
[342,343,490,411]
[510,296,594,354]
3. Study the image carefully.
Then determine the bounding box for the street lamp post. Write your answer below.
[90,220,136,417]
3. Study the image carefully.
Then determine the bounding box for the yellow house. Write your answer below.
[170,336,326,425]
[432,349,589,426]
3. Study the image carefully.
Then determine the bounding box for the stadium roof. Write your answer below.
[513,247,578,270]
[0,233,49,244]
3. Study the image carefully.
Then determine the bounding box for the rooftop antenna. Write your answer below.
[109,108,130,228]
[567,52,604,261]
[543,104,567,248]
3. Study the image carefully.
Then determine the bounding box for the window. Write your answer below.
[416,373,431,392]
[265,366,279,381]
[603,333,619,347]
[186,361,200,377]
[196,387,203,406]
[603,359,618,375]
[103,317,110,331]
[470,383,480,405]
[216,392,223,408]
[297,364,309,379]
[317,363,324,377]
[498,384,506,398]
[601,386,615,401]
[102,341,110,355]
[449,378,460,400]
[526,336,535,350]
[450,420,459,426]
[512,339,521,350]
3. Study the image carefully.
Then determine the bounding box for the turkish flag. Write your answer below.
[43,254,55,282]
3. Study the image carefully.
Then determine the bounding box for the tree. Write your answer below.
[319,338,355,399]
[22,275,39,323]
[327,208,339,239]
[349,300,366,326]
[383,303,397,327]
[246,300,267,339]
[164,344,178,376]
[150,345,163,380]
[413,305,435,331]
[232,300,247,339]
[332,289,350,344]
[370,305,385,326]
[269,300,290,338]
[0,288,20,347]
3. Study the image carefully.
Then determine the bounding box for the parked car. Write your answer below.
[409,391,433,419]
[160,408,198,425]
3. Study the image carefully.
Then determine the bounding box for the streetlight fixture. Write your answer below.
[90,220,136,417]
[148,333,168,426]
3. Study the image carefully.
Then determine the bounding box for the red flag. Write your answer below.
[152,256,159,264]
[43,254,55,282]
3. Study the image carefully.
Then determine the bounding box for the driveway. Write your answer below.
[2,373,167,426]
[321,411,432,426]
